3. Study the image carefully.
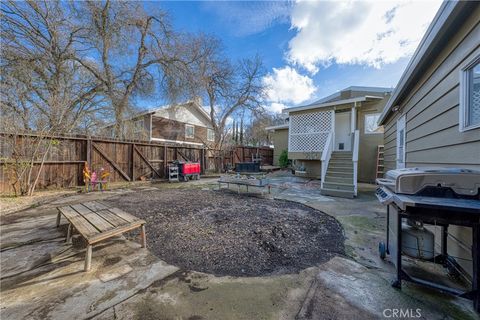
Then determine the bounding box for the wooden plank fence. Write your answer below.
[0,133,272,194]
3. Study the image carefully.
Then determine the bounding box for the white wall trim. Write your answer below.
[459,53,480,132]
[396,115,406,169]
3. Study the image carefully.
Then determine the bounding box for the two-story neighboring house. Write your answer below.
[105,99,215,147]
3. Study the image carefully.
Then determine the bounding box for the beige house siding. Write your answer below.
[287,98,388,182]
[271,129,289,166]
[289,151,322,160]
[381,5,480,277]
[296,160,321,179]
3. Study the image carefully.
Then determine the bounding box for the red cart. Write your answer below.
[176,161,201,182]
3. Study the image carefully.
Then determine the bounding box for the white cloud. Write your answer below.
[268,102,288,114]
[263,66,317,112]
[287,0,442,74]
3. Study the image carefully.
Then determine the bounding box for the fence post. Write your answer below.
[130,143,135,181]
[164,145,168,178]
[201,148,205,174]
[86,136,92,165]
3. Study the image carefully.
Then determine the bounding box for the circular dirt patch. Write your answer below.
[105,189,344,276]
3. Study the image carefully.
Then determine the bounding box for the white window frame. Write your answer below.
[185,124,195,139]
[207,128,215,142]
[364,112,384,135]
[459,54,480,132]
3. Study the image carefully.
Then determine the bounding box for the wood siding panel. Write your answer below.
[407,107,458,142]
[407,141,480,164]
[151,117,208,144]
[406,87,458,132]
[407,125,480,152]
[383,111,400,172]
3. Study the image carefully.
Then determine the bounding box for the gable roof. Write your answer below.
[313,86,393,105]
[151,100,213,128]
[104,100,213,128]
[283,86,392,113]
[378,0,473,125]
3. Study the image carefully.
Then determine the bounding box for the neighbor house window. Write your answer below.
[134,119,144,133]
[185,124,195,138]
[207,128,215,141]
[364,113,384,134]
[460,55,480,131]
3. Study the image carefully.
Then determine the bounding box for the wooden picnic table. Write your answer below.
[56,201,146,271]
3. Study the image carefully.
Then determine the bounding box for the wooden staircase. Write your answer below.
[320,151,355,198]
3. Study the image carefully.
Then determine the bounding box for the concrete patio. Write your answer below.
[0,175,478,319]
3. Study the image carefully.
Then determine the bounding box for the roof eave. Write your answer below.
[284,95,383,113]
[378,0,464,125]
[265,124,289,131]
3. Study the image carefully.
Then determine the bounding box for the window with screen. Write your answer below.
[185,124,195,138]
[207,128,215,141]
[460,55,480,131]
[364,113,384,134]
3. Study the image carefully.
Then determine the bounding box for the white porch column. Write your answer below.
[351,102,357,133]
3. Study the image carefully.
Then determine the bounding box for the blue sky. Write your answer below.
[154,1,442,113]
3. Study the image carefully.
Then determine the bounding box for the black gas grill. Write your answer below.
[376,167,480,312]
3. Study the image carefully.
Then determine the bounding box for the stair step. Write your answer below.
[322,182,355,192]
[324,176,353,184]
[329,159,352,164]
[328,165,353,171]
[320,188,355,198]
[325,171,354,177]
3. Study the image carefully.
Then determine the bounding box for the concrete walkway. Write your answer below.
[0,176,478,319]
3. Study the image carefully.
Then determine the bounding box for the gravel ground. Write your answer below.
[105,188,345,276]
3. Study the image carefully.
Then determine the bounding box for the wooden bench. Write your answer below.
[56,201,146,271]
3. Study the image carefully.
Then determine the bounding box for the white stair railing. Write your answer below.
[352,130,360,196]
[320,131,334,189]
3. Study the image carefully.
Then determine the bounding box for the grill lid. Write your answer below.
[380,167,480,196]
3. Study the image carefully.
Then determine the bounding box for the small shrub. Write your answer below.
[279,149,289,168]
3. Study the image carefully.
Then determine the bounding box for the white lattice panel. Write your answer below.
[289,110,333,152]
